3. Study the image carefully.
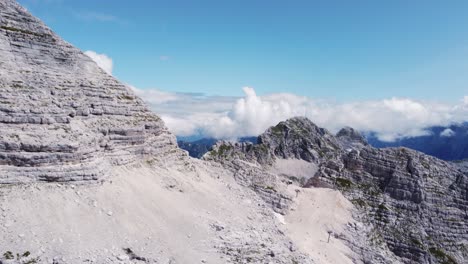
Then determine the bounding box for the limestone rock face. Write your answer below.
[258,117,340,163]
[336,126,369,150]
[0,0,183,183]
[207,117,468,264]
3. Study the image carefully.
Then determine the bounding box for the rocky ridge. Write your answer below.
[0,2,323,263]
[204,117,468,264]
[0,0,183,183]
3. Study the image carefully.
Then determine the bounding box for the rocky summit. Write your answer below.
[0,0,182,183]
[1,1,467,264]
[205,117,468,264]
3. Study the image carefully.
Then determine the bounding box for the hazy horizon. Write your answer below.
[19,0,468,140]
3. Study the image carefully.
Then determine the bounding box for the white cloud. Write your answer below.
[130,86,179,104]
[159,55,170,61]
[440,128,455,137]
[135,87,468,141]
[84,50,113,75]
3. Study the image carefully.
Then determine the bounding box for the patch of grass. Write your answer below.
[410,237,423,248]
[270,123,285,136]
[378,203,388,211]
[209,149,218,157]
[359,183,382,197]
[429,247,458,264]
[218,145,232,157]
[375,203,390,224]
[335,177,353,189]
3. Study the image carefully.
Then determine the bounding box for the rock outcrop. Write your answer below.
[206,117,468,264]
[0,3,318,263]
[0,0,183,183]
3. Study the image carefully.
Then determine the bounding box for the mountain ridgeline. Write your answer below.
[367,123,468,161]
[204,117,468,264]
[179,124,468,161]
[1,0,467,263]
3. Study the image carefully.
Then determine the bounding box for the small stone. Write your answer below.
[107,211,113,216]
[117,255,129,261]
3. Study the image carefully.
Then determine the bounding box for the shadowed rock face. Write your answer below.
[0,0,183,183]
[336,126,369,150]
[207,117,468,264]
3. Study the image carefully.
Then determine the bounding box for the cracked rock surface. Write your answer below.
[0,0,182,183]
[205,117,468,264]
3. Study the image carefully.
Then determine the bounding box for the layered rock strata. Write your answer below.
[206,117,468,264]
[0,0,183,183]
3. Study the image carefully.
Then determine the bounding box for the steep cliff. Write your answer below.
[0,2,319,263]
[0,0,182,183]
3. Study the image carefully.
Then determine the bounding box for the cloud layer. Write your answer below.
[440,128,455,137]
[84,50,113,75]
[134,86,468,142]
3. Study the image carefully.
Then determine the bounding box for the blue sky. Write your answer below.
[19,0,468,102]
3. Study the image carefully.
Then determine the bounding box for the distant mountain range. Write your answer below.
[366,123,468,161]
[178,123,468,161]
[178,137,257,158]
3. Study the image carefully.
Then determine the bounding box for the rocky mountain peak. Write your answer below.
[206,116,468,264]
[0,0,184,183]
[336,126,369,150]
[257,116,340,162]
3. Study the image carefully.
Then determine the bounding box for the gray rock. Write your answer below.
[0,0,187,183]
[207,117,468,264]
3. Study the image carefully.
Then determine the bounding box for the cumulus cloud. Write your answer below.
[84,50,113,75]
[136,87,468,141]
[130,86,179,104]
[440,128,455,137]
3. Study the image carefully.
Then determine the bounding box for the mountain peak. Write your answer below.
[258,117,340,162]
[336,126,369,149]
[0,0,183,183]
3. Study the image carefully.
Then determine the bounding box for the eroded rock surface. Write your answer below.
[0,0,183,183]
[206,117,468,264]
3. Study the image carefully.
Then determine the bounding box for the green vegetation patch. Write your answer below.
[218,145,233,156]
[378,203,388,211]
[429,247,458,264]
[270,123,286,136]
[335,177,353,189]
[410,237,423,248]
